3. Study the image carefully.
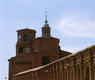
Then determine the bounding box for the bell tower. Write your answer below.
[16,28,36,57]
[42,13,51,37]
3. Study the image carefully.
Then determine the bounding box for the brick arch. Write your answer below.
[84,65,90,80]
[76,64,81,80]
[70,66,74,80]
[64,68,68,80]
[56,63,60,80]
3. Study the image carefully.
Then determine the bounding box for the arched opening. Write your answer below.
[70,68,74,80]
[78,67,81,80]
[64,68,68,80]
[23,34,28,41]
[19,46,23,53]
[77,65,81,80]
[85,66,90,80]
[66,70,67,80]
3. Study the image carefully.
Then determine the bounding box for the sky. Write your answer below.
[0,0,95,80]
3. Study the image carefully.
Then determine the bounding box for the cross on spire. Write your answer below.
[42,10,51,37]
[45,10,48,24]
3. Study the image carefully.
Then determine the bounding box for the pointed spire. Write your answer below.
[44,10,49,27]
[45,10,48,24]
[42,10,51,37]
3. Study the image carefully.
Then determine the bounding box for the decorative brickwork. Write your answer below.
[9,17,95,80]
[8,19,71,80]
[12,45,95,80]
[8,18,95,80]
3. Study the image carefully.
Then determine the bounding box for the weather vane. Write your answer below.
[45,10,48,23]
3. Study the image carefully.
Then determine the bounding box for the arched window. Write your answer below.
[19,46,23,53]
[23,34,28,41]
[18,34,21,39]
[85,66,90,80]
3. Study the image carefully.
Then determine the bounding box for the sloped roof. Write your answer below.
[14,44,95,76]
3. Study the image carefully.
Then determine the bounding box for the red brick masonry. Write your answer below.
[12,45,95,80]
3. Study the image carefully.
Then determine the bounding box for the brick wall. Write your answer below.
[12,45,95,80]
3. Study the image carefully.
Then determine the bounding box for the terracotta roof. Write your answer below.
[17,28,36,32]
[8,57,16,61]
[32,36,59,41]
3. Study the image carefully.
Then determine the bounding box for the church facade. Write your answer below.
[8,16,95,80]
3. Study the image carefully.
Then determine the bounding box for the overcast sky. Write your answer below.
[0,0,95,79]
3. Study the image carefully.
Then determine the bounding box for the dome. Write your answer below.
[44,23,49,27]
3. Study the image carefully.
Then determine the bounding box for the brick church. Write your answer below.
[8,16,95,80]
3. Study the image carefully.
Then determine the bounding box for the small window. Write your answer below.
[42,56,49,65]
[19,46,23,53]
[23,34,28,41]
[18,34,21,39]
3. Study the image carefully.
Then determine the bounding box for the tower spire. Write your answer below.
[45,10,48,24]
[42,11,51,37]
